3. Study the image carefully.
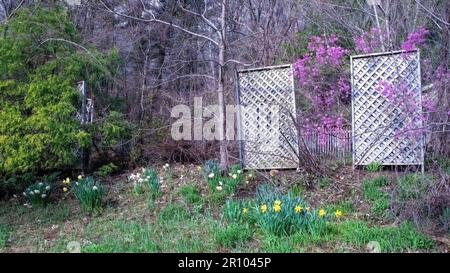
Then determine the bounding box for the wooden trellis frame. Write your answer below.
[235,64,299,170]
[351,50,424,168]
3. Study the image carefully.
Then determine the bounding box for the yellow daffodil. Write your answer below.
[63,187,68,192]
[319,209,326,217]
[294,205,303,214]
[335,210,343,218]
[63,177,71,185]
[306,207,311,212]
[242,208,249,214]
[260,204,268,213]
[273,204,282,213]
[77,175,82,180]
[274,199,281,206]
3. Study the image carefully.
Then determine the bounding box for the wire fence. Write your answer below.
[300,128,352,158]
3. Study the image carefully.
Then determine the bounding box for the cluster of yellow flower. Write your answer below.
[256,200,344,218]
[61,175,83,192]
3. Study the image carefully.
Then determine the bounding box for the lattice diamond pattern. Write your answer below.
[351,51,423,165]
[237,65,299,169]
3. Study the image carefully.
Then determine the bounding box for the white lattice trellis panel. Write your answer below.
[236,65,299,169]
[351,50,424,166]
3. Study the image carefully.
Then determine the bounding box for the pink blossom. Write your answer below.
[401,27,429,51]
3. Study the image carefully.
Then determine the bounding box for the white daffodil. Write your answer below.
[232,174,238,180]
[219,181,223,186]
[45,186,50,190]
[41,194,46,198]
[77,175,83,180]
[92,186,98,191]
[30,191,34,195]
[23,192,27,196]
[39,182,43,186]
[216,186,223,191]
[208,173,214,178]
[34,190,40,194]
[237,170,242,174]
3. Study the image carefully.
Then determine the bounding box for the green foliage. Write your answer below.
[179,184,202,204]
[222,199,256,224]
[95,163,118,177]
[206,163,243,203]
[338,220,434,252]
[396,174,430,201]
[362,176,390,216]
[214,223,253,248]
[144,168,160,197]
[366,162,383,172]
[0,6,123,191]
[99,111,134,146]
[73,176,104,213]
[440,207,450,232]
[202,159,220,179]
[0,225,10,249]
[255,185,327,236]
[23,181,52,206]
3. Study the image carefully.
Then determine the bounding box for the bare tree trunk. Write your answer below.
[140,54,149,121]
[218,0,228,171]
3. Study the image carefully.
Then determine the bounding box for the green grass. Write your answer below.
[362,176,390,216]
[324,200,355,215]
[179,184,202,204]
[338,220,434,252]
[83,220,159,253]
[0,224,10,249]
[82,215,219,253]
[214,223,253,248]
[158,203,190,223]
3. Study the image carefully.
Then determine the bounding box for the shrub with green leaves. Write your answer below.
[95,163,118,177]
[73,176,104,213]
[23,181,51,206]
[366,162,382,172]
[0,6,124,193]
[255,184,327,236]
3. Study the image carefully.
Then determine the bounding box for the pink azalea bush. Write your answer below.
[293,35,350,146]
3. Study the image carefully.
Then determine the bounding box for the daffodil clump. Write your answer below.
[72,176,104,213]
[204,161,244,196]
[128,167,160,196]
[23,182,51,206]
[255,184,327,236]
